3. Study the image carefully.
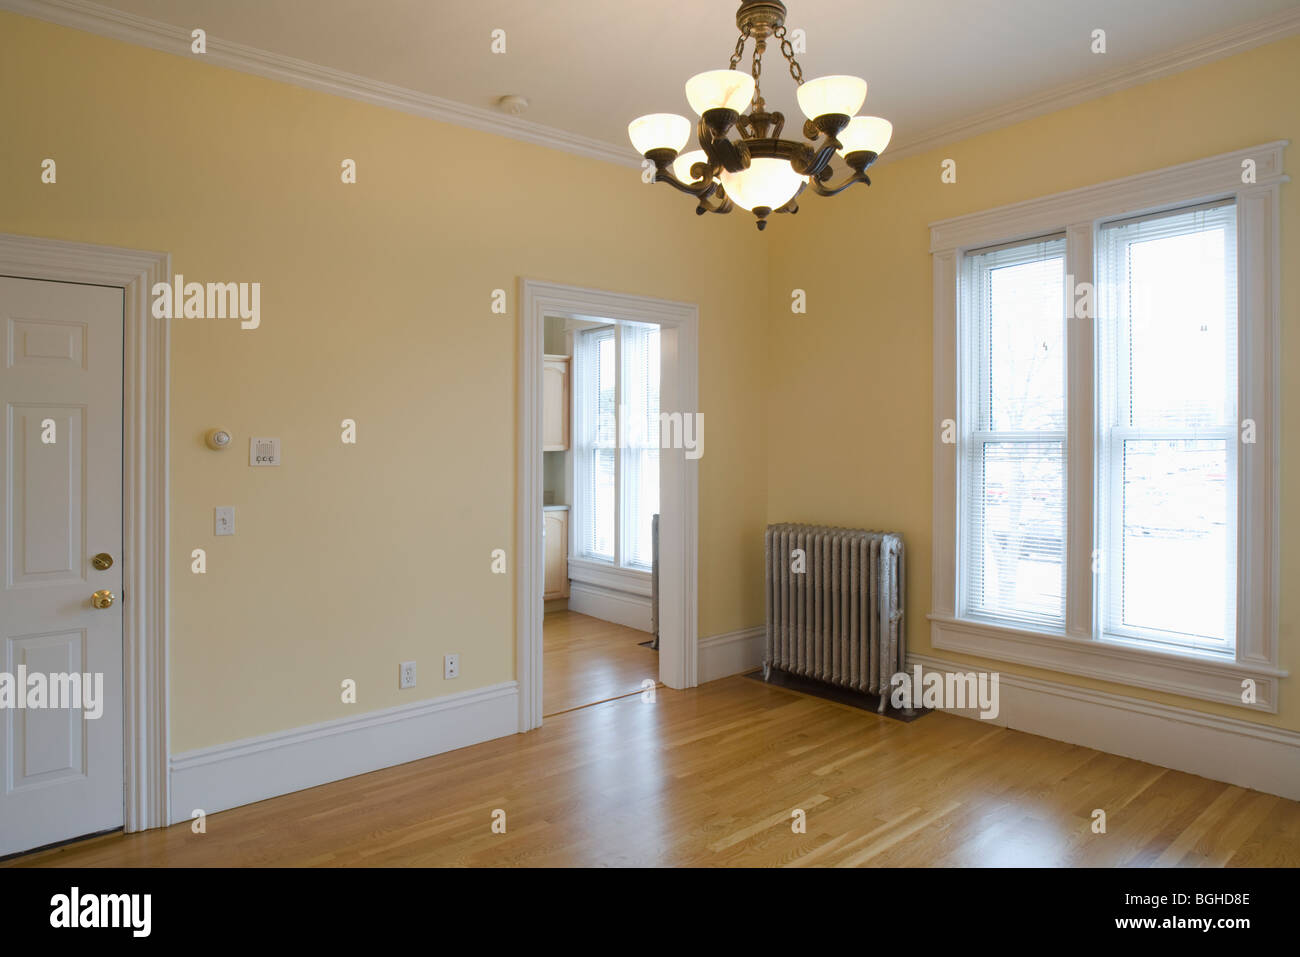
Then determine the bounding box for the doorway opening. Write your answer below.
[516,281,699,731]
[541,316,662,715]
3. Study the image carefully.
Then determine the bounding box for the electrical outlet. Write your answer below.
[399,661,416,690]
[444,654,459,680]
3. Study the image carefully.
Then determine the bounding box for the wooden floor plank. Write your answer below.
[7,674,1299,867]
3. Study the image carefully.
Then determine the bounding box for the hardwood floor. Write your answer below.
[9,673,1299,867]
[543,610,658,716]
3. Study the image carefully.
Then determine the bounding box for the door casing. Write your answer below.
[0,233,170,832]
[517,279,699,732]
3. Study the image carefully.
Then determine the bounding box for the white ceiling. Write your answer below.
[71,0,1300,156]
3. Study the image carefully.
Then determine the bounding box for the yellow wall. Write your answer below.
[3,11,1295,751]
[765,34,1300,730]
[0,12,769,751]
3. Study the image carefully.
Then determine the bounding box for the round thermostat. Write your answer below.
[205,429,232,450]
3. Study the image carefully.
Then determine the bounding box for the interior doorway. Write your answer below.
[540,314,662,715]
[517,281,699,731]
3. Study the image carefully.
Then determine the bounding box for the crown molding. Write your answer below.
[0,0,643,167]
[882,6,1300,164]
[4,0,1299,172]
[928,139,1289,251]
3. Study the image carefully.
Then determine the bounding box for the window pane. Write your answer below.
[576,326,616,562]
[1118,440,1230,647]
[596,334,615,445]
[988,256,1065,431]
[1126,227,1233,429]
[591,448,616,561]
[621,324,659,570]
[1098,202,1237,655]
[961,236,1067,629]
[967,441,1066,625]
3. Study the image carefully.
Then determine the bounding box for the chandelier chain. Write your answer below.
[751,36,766,110]
[773,25,804,85]
[728,28,749,70]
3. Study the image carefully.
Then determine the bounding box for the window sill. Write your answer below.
[567,556,652,597]
[928,614,1286,713]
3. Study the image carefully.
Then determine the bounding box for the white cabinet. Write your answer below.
[542,355,570,452]
[543,507,569,600]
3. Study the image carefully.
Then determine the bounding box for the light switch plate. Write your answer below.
[250,437,280,466]
[215,506,235,536]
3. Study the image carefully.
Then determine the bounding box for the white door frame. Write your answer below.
[517,279,699,731]
[0,232,170,832]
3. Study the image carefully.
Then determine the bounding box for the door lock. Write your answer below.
[91,552,114,570]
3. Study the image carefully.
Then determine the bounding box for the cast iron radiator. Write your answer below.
[763,524,905,712]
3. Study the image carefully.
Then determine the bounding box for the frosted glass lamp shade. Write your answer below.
[836,116,893,156]
[719,158,808,211]
[628,113,691,155]
[796,75,867,120]
[672,150,710,183]
[684,70,756,115]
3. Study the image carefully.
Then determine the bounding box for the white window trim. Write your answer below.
[929,141,1288,712]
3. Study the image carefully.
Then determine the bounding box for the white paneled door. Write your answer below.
[0,276,124,857]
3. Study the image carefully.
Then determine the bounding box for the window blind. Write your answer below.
[575,326,616,562]
[620,322,660,570]
[1096,201,1237,655]
[960,235,1068,628]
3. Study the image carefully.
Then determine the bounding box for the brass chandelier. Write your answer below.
[628,0,892,230]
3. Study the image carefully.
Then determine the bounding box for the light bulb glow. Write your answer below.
[719,158,808,212]
[684,70,756,116]
[627,113,691,155]
[796,75,867,121]
[836,116,893,157]
[672,150,710,183]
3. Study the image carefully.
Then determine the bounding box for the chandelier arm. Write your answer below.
[807,171,871,197]
[696,188,734,215]
[654,166,719,198]
[698,113,751,173]
[798,139,841,179]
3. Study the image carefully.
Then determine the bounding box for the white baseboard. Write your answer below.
[169,681,518,824]
[567,581,652,633]
[910,653,1300,801]
[699,626,764,683]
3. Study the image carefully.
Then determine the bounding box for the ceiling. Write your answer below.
[62,0,1300,158]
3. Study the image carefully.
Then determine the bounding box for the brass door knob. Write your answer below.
[92,552,114,570]
[91,589,115,609]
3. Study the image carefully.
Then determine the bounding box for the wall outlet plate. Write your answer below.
[214,506,235,536]
[249,437,281,466]
[399,661,417,690]
[444,654,459,680]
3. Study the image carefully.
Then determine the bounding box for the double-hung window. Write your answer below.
[574,322,660,571]
[932,144,1283,710]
